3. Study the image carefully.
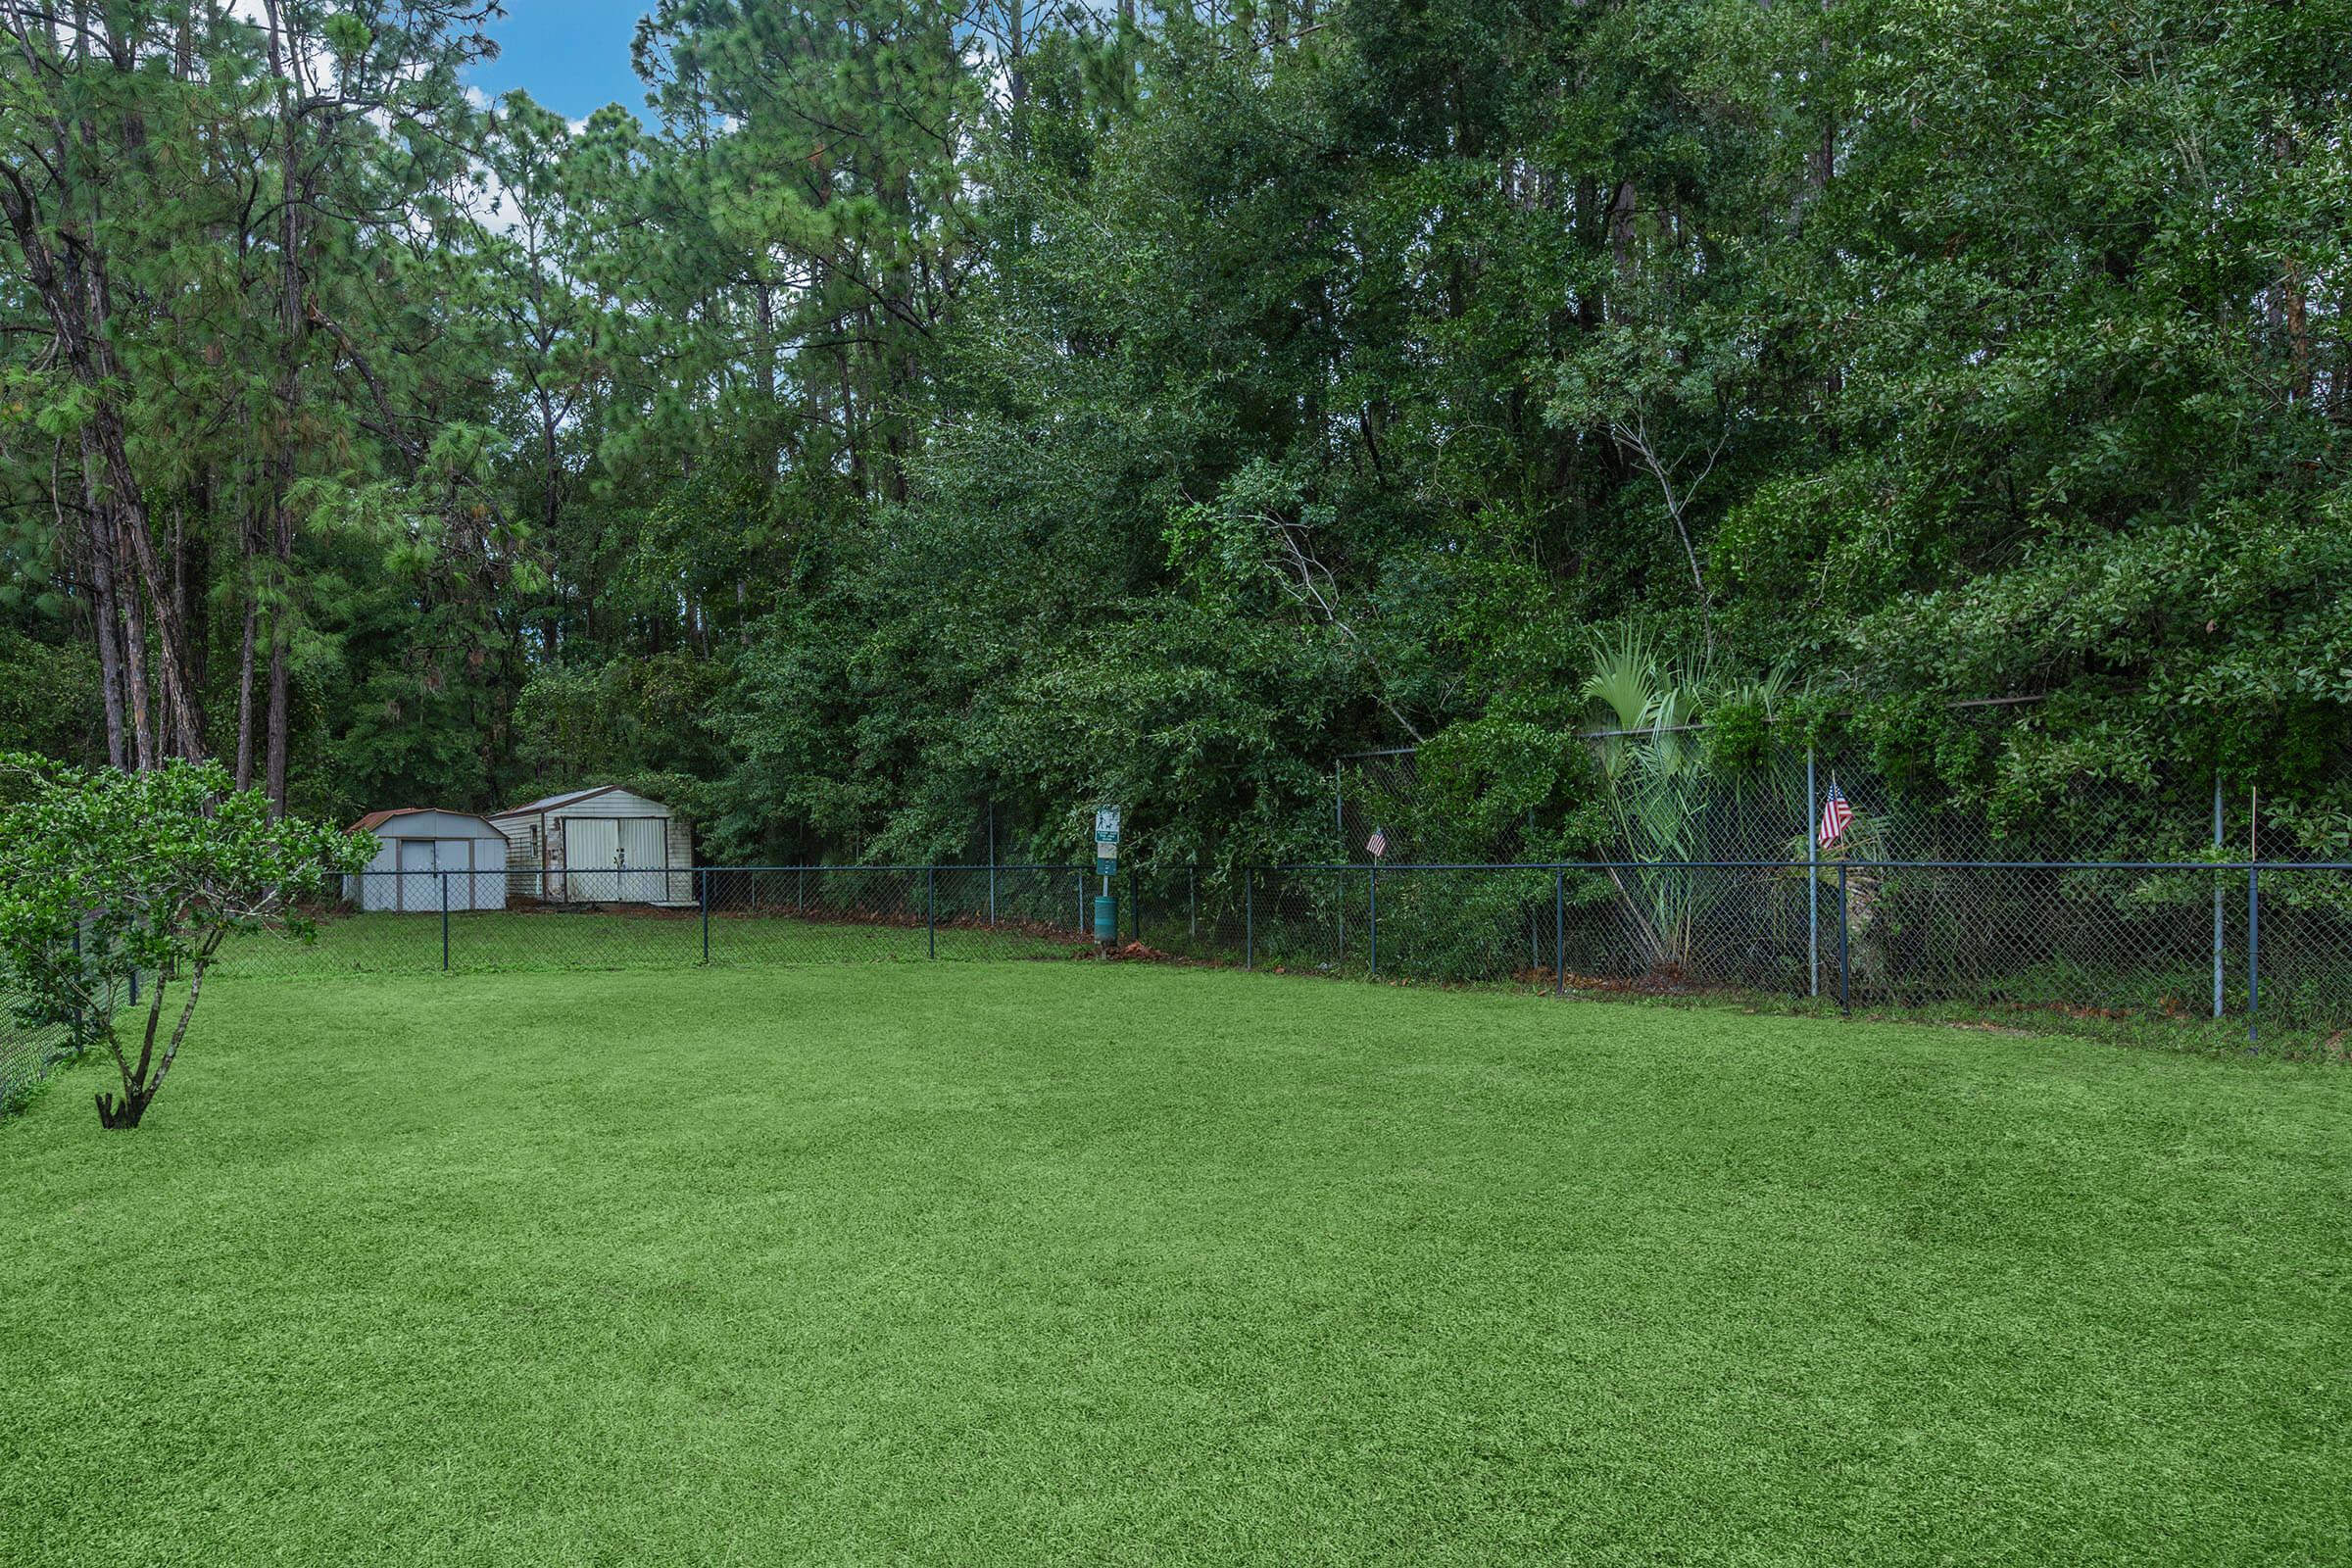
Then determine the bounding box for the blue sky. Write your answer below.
[464,1,654,122]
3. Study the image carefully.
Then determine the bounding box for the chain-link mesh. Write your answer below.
[2,967,151,1111]
[1142,863,1239,963]
[209,867,1102,978]
[2254,866,2352,1039]
[710,866,1091,963]
[1,993,69,1111]
[1838,863,2240,1017]
[1325,729,2350,1047]
[1335,750,1538,865]
[1154,859,2348,1054]
[1341,734,2265,867]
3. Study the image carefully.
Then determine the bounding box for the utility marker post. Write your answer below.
[1092,805,1121,951]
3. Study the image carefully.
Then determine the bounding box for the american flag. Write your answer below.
[1817,783,1854,849]
[1366,826,1389,859]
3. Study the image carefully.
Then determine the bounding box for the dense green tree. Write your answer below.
[0,0,2343,860]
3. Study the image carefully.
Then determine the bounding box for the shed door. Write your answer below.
[567,817,618,902]
[461,843,500,911]
[618,817,667,902]
[397,838,438,912]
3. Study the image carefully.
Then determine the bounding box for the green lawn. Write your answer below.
[4,966,2348,1566]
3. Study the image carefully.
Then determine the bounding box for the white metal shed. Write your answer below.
[491,785,694,906]
[346,808,510,912]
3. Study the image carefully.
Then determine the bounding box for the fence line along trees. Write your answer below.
[0,755,369,1128]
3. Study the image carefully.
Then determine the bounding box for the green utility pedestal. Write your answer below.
[1093,894,1118,947]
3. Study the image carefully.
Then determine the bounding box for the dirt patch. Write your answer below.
[1510,965,1704,997]
[1061,940,1189,964]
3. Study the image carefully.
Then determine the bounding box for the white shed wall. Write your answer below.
[491,787,694,905]
[347,818,508,912]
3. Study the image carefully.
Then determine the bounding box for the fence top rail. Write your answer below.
[1335,695,2057,757]
[352,863,1104,876]
[1253,858,2352,873]
[345,858,2352,876]
[699,863,1097,874]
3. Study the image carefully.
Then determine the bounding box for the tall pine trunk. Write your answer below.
[86,497,127,770]
[234,593,259,790]
[263,0,307,815]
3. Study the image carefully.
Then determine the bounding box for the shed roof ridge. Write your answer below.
[349,807,505,834]
[491,784,624,817]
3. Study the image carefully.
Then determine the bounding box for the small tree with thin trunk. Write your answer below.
[0,756,370,1129]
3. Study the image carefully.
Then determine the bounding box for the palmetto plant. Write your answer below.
[1581,629,1713,971]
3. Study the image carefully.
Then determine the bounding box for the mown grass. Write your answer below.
[4,965,2348,1566]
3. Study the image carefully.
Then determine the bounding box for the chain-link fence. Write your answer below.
[3,967,145,1113]
[195,859,2352,1049]
[1,999,69,1112]
[1340,736,2290,868]
[1167,858,2349,1054]
[8,858,2344,1116]
[205,865,1114,979]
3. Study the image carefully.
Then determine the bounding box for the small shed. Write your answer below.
[346,808,510,912]
[491,785,694,906]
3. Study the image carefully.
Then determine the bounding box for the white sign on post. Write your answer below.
[1094,806,1121,877]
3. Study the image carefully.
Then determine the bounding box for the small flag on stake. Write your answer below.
[1818,782,1854,849]
[1366,826,1389,859]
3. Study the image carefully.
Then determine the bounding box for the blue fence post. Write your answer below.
[1553,869,1565,996]
[1367,865,1378,976]
[1807,748,1820,998]
[700,868,710,964]
[926,866,937,959]
[1245,866,1254,970]
[1837,860,1850,1014]
[2212,778,2225,1019]
[2247,864,2260,1046]
[1334,767,1347,956]
[441,871,450,973]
